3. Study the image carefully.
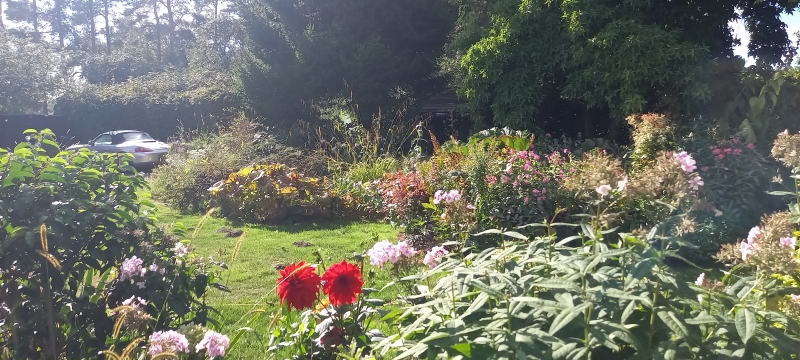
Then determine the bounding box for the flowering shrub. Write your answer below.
[0,129,228,359]
[478,148,574,230]
[376,216,800,359]
[209,164,331,223]
[375,170,432,229]
[268,259,386,358]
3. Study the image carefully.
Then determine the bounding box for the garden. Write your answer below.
[3,97,800,359]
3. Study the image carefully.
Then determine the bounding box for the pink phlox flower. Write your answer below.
[723,148,732,154]
[423,246,449,269]
[433,190,444,204]
[673,151,697,172]
[524,197,529,204]
[617,176,628,192]
[174,242,189,257]
[747,143,756,149]
[149,264,159,272]
[717,154,725,160]
[780,237,796,248]
[695,273,706,287]
[148,330,189,356]
[732,148,742,155]
[712,148,722,155]
[596,184,612,197]
[500,175,509,184]
[119,256,144,281]
[196,330,230,358]
[688,176,704,190]
[732,138,739,144]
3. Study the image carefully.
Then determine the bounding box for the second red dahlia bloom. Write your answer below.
[321,260,363,306]
[277,261,321,311]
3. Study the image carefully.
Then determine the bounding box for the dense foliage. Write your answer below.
[209,164,331,224]
[149,117,304,212]
[0,130,224,359]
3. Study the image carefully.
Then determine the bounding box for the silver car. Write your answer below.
[68,130,170,169]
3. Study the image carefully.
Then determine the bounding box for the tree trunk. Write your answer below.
[32,0,39,42]
[54,0,65,48]
[89,0,96,51]
[104,0,110,54]
[165,0,175,61]
[153,0,161,63]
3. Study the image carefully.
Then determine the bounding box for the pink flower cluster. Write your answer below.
[174,242,189,257]
[423,246,449,269]
[367,240,416,268]
[196,330,230,358]
[695,273,706,286]
[673,151,697,172]
[433,189,462,204]
[119,256,144,281]
[148,330,189,356]
[741,226,761,260]
[780,237,797,248]
[711,139,755,160]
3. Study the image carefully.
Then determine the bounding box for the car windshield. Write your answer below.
[122,132,155,141]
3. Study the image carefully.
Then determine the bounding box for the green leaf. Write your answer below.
[468,279,505,299]
[657,309,690,339]
[735,307,756,344]
[765,191,795,196]
[549,304,588,335]
[749,95,765,115]
[459,292,490,319]
[450,343,472,357]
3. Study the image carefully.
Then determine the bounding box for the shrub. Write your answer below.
[0,130,222,359]
[209,164,331,223]
[376,215,800,359]
[149,116,304,212]
[375,170,432,230]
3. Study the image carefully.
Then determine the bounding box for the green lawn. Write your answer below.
[152,202,400,359]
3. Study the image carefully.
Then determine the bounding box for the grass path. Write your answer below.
[152,204,399,359]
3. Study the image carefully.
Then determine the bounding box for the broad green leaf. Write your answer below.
[765,191,795,196]
[459,292,490,319]
[657,310,690,339]
[549,303,588,335]
[749,96,765,115]
[735,308,756,344]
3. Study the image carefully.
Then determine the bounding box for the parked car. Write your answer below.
[68,130,170,169]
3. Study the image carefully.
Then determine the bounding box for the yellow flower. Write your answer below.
[314,296,330,314]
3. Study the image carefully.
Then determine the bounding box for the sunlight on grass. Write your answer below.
[152,204,400,358]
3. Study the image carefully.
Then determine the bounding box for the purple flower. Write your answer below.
[688,176,704,190]
[196,330,230,358]
[148,330,189,356]
[500,175,509,184]
[780,237,796,248]
[395,241,416,257]
[119,256,144,281]
[149,264,159,272]
[423,246,449,269]
[368,240,415,268]
[695,273,706,287]
[747,143,756,149]
[596,184,612,197]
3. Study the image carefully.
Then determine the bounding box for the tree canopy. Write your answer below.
[444,0,800,132]
[234,0,457,129]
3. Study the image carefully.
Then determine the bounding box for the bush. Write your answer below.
[0,130,223,359]
[209,163,332,223]
[149,116,305,212]
[376,214,800,359]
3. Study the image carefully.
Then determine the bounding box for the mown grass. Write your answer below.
[152,202,401,359]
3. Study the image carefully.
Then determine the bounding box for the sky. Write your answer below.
[732,12,800,64]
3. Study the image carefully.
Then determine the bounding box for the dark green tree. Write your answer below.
[235,0,457,130]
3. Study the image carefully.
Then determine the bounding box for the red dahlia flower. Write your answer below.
[277,261,321,311]
[321,260,364,306]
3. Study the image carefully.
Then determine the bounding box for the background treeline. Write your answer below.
[2,0,800,143]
